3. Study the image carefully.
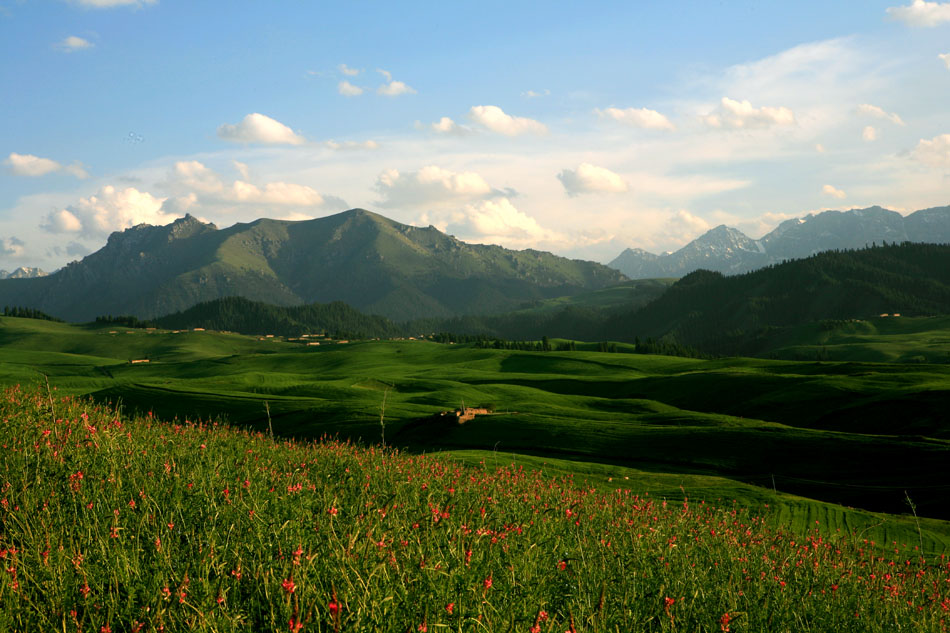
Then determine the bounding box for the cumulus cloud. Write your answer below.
[423,116,470,136]
[863,125,878,141]
[940,53,950,68]
[338,80,363,97]
[0,237,26,258]
[374,166,495,208]
[822,184,847,199]
[468,105,548,136]
[376,69,416,96]
[596,107,676,131]
[557,163,628,197]
[42,186,175,238]
[55,35,94,52]
[163,160,332,207]
[4,153,88,178]
[886,0,950,26]
[42,209,83,233]
[338,63,360,76]
[325,139,379,151]
[913,133,950,167]
[857,104,905,126]
[443,199,550,242]
[702,97,795,129]
[217,113,305,145]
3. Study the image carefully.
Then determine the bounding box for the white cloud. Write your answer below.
[426,116,470,135]
[0,237,26,258]
[43,186,175,238]
[217,113,305,145]
[232,160,250,181]
[169,160,224,194]
[375,69,416,96]
[164,160,330,207]
[815,143,826,153]
[522,89,550,98]
[64,163,89,178]
[856,104,905,126]
[822,184,847,199]
[468,105,548,136]
[940,53,950,69]
[338,80,363,97]
[325,139,379,151]
[338,63,360,76]
[443,198,551,243]
[229,181,324,206]
[55,35,94,52]
[374,166,494,208]
[377,80,416,96]
[419,198,563,249]
[4,153,87,178]
[886,0,950,26]
[702,97,795,129]
[71,0,156,7]
[5,153,60,176]
[596,107,676,131]
[862,125,878,141]
[557,163,628,196]
[42,209,83,233]
[913,133,950,167]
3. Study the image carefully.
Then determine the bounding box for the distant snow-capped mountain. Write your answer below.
[608,205,950,279]
[0,267,48,280]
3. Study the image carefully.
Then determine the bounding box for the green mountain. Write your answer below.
[0,209,627,322]
[605,242,950,354]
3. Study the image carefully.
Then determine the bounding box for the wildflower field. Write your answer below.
[1,385,948,632]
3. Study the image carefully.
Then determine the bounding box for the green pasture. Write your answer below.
[1,314,948,550]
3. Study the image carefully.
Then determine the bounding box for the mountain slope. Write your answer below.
[605,242,950,354]
[609,205,950,278]
[0,209,627,322]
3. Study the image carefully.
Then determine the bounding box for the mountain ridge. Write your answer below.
[609,205,950,278]
[0,209,627,322]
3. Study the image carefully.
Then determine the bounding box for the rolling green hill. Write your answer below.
[0,210,626,322]
[2,315,948,532]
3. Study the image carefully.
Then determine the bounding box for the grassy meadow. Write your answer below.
[1,385,949,632]
[1,315,949,557]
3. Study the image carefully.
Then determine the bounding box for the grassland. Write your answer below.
[2,386,949,631]
[1,315,948,556]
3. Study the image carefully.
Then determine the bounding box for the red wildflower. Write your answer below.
[445,603,454,614]
[281,578,296,594]
[720,612,732,632]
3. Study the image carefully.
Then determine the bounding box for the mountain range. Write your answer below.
[0,267,47,280]
[608,205,950,278]
[0,209,625,322]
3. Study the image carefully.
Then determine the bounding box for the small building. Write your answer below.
[130,359,150,364]
[453,406,492,424]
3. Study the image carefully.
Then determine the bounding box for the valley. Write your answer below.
[3,314,948,557]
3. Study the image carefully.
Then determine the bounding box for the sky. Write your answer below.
[1,1,949,272]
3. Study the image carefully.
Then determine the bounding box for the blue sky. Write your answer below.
[1,0,949,271]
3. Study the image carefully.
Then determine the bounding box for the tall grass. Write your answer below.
[0,384,947,631]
